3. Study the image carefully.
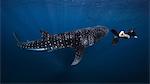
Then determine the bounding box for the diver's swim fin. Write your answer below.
[112,36,119,45]
[111,29,119,45]
[111,29,119,36]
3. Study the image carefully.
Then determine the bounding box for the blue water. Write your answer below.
[1,0,149,83]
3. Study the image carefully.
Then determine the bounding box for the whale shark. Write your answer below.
[13,25,109,66]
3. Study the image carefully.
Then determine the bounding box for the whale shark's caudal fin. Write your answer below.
[13,32,21,44]
[71,47,85,66]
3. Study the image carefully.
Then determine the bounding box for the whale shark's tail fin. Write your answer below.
[13,32,22,46]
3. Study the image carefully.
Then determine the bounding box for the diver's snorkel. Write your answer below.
[127,29,138,39]
[134,36,138,38]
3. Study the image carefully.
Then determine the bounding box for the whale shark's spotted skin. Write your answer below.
[16,25,109,65]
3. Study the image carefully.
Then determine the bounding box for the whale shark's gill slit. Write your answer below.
[14,25,109,66]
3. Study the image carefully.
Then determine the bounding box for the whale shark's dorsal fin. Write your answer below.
[40,30,52,39]
[71,46,85,66]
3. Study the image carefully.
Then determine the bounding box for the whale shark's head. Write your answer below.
[80,26,109,47]
[92,26,109,42]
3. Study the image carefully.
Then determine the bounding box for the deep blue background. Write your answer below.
[1,0,149,83]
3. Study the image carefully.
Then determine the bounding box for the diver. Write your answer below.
[111,29,138,45]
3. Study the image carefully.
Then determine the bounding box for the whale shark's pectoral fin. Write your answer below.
[71,47,84,66]
[40,30,52,39]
